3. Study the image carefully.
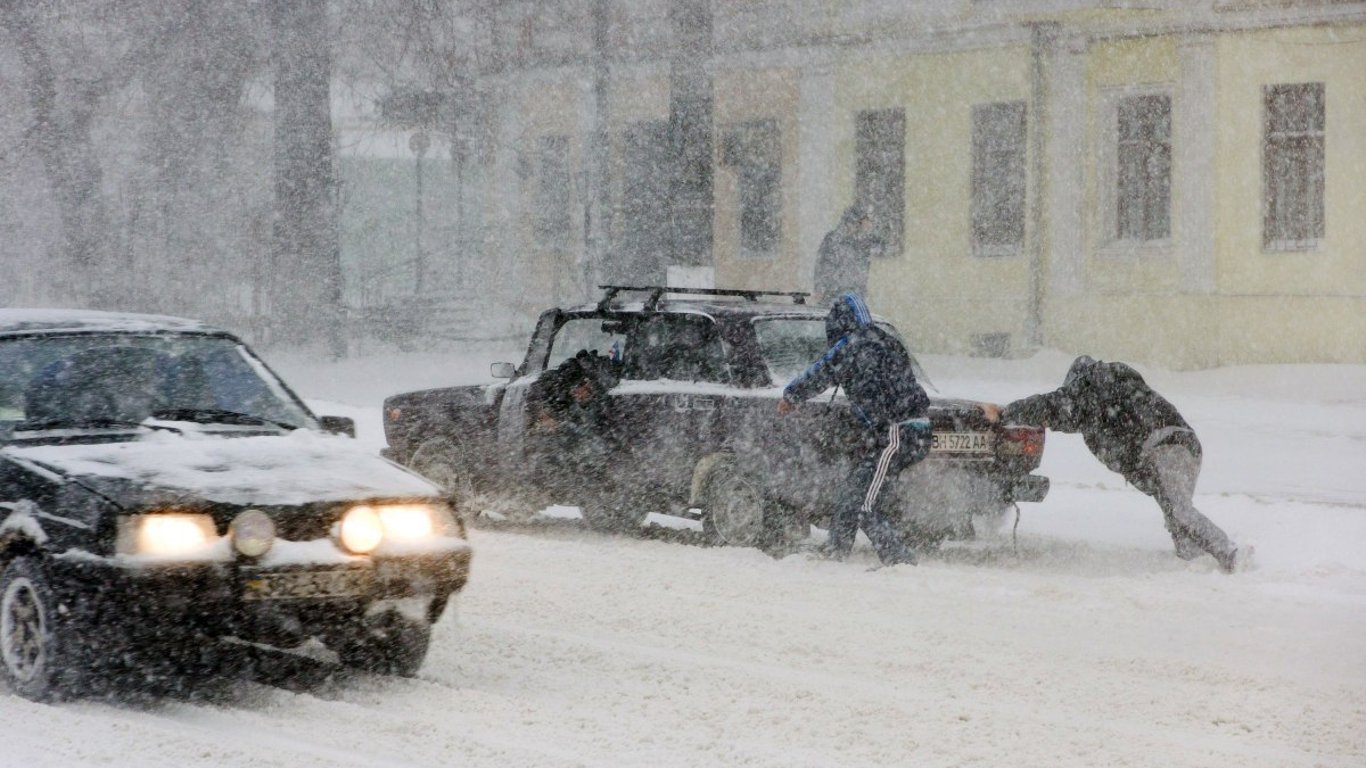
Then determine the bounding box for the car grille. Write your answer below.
[218,503,341,542]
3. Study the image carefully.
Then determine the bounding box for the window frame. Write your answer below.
[970,100,1028,258]
[1096,85,1175,257]
[720,118,783,260]
[1262,81,1325,252]
[854,107,906,259]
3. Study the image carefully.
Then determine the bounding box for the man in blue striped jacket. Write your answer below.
[777,293,930,566]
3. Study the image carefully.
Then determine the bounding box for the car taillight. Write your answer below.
[998,425,1044,457]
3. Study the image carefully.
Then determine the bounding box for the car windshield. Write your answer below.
[752,316,934,389]
[0,333,314,439]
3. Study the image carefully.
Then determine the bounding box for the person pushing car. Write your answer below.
[1000,355,1243,573]
[777,293,929,566]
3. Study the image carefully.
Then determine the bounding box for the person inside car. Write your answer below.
[1000,355,1242,573]
[777,292,930,566]
[528,348,621,496]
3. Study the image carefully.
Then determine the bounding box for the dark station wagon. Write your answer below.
[0,309,471,700]
[384,286,1049,552]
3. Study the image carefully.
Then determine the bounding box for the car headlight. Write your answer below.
[117,513,217,557]
[230,509,276,558]
[337,503,456,554]
[339,505,385,554]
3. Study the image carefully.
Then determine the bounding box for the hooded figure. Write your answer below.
[1001,355,1241,573]
[778,293,930,565]
[813,205,882,304]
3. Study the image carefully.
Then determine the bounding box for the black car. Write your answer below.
[0,309,472,700]
[383,286,1048,552]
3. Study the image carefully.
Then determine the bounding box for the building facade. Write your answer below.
[410,0,1366,367]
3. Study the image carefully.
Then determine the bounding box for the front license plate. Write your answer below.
[931,431,993,456]
[243,569,372,601]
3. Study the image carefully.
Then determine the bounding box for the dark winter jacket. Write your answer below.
[813,206,883,304]
[1001,356,1200,490]
[530,349,620,435]
[782,293,929,430]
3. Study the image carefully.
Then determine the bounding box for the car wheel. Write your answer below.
[410,438,527,523]
[702,460,770,548]
[409,439,475,504]
[0,557,84,701]
[333,611,432,678]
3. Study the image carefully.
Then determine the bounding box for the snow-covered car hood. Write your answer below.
[3,429,440,507]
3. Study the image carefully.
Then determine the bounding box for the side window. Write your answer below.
[623,316,727,383]
[547,317,625,372]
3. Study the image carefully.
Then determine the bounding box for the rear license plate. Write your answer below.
[243,570,372,601]
[931,431,993,456]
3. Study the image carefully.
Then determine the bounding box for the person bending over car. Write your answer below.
[777,293,929,566]
[528,349,621,501]
[1000,355,1242,573]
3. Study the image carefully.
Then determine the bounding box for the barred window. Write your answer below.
[1263,82,1325,249]
[971,101,1027,255]
[1116,94,1171,242]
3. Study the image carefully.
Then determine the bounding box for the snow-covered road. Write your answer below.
[3,350,1364,767]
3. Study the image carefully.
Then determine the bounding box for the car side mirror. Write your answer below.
[490,362,516,379]
[319,415,356,438]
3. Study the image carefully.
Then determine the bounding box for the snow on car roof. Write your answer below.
[0,308,216,337]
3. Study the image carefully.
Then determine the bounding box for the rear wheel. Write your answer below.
[702,458,807,553]
[0,558,86,701]
[703,461,768,547]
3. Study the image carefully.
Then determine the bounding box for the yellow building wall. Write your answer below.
[1046,35,1192,365]
[833,46,1034,355]
[1211,25,1366,364]
[513,78,586,308]
[1050,26,1366,367]
[712,68,803,292]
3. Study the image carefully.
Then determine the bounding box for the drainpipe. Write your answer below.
[1026,22,1058,351]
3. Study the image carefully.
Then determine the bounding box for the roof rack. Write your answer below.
[597,285,809,312]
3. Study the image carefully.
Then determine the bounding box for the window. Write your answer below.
[623,315,727,383]
[854,108,905,258]
[971,101,1027,255]
[1264,82,1324,249]
[547,317,625,372]
[533,134,572,249]
[721,120,782,258]
[1116,94,1171,242]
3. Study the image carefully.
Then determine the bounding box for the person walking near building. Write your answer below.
[777,293,930,566]
[813,205,882,304]
[1000,355,1243,573]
